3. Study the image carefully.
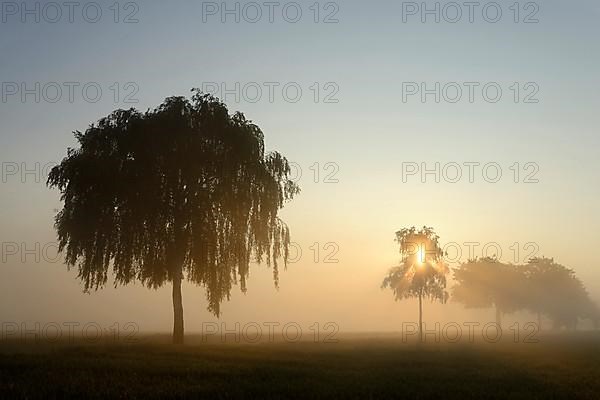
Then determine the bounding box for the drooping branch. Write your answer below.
[48,92,300,316]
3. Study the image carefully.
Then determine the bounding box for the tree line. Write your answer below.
[382,227,599,340]
[453,256,599,330]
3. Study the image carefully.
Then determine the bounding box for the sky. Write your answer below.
[1,0,599,335]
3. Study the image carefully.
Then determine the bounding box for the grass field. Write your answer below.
[1,332,599,399]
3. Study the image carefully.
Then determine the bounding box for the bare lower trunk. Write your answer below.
[418,289,423,343]
[553,319,560,330]
[537,312,542,332]
[495,306,502,328]
[172,274,184,345]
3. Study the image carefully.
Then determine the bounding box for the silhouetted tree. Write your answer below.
[47,92,299,344]
[452,257,525,327]
[382,226,449,342]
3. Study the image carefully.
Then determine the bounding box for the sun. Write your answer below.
[416,245,425,265]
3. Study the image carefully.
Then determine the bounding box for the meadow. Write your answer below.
[1,332,599,399]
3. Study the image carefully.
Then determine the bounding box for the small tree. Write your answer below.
[47,92,299,344]
[381,226,449,342]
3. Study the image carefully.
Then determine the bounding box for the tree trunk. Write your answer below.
[172,274,184,345]
[495,306,502,328]
[418,289,423,343]
[537,312,542,332]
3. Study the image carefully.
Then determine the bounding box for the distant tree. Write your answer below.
[523,257,555,330]
[524,257,593,331]
[381,226,449,342]
[47,92,299,344]
[452,257,526,327]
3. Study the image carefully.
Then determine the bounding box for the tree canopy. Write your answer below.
[452,257,526,325]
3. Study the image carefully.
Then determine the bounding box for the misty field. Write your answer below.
[1,333,599,399]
